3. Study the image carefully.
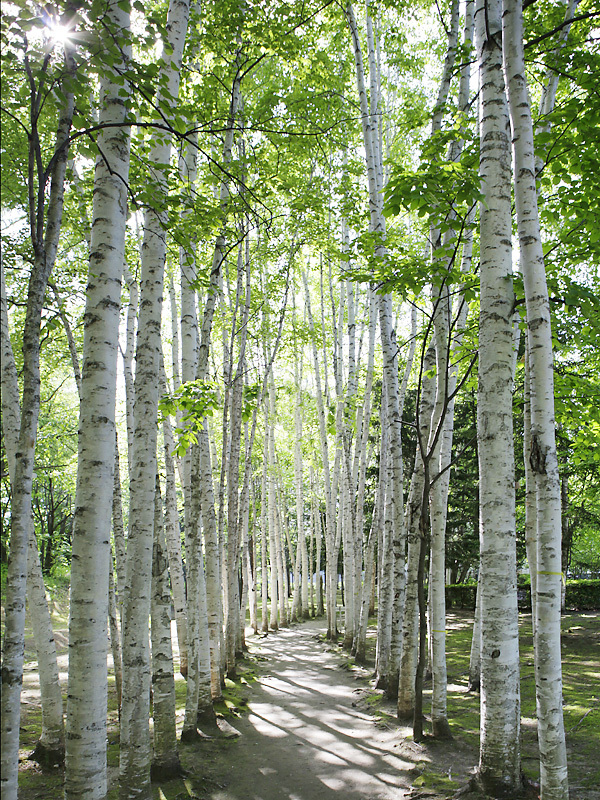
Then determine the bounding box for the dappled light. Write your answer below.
[184,621,418,800]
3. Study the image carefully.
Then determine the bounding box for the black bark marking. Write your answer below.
[530,434,547,474]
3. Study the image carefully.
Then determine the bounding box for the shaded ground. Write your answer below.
[177,617,475,800]
[15,601,600,800]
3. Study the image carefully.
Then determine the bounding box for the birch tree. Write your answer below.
[346,0,406,693]
[119,0,190,793]
[474,0,521,790]
[150,477,180,779]
[504,1,568,794]
[1,14,76,795]
[1,269,65,767]
[64,1,132,792]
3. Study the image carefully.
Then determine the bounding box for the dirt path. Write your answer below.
[186,619,433,800]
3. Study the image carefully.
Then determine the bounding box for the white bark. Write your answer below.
[225,244,251,675]
[181,445,213,738]
[150,477,180,778]
[65,3,131,792]
[315,496,324,616]
[353,290,378,662]
[198,424,223,700]
[122,269,137,471]
[504,3,568,794]
[108,553,123,714]
[397,343,436,719]
[475,0,521,790]
[268,418,279,631]
[159,369,188,677]
[112,440,127,621]
[523,347,538,630]
[261,432,270,632]
[426,0,462,738]
[248,481,259,633]
[119,0,190,793]
[379,295,406,697]
[1,268,66,766]
[346,1,405,690]
[1,41,75,796]
[293,338,308,619]
[468,577,482,692]
[302,268,337,638]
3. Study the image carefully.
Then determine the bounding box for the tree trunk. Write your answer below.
[1,37,75,796]
[398,344,436,719]
[151,477,181,780]
[1,268,66,767]
[261,434,270,632]
[302,269,336,639]
[475,0,521,791]
[468,577,482,693]
[159,395,188,678]
[119,1,190,794]
[504,2,568,794]
[108,553,123,716]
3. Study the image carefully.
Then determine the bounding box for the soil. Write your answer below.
[15,610,600,799]
[180,618,477,800]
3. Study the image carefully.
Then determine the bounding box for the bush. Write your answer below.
[445,583,477,610]
[566,579,600,610]
[445,579,600,611]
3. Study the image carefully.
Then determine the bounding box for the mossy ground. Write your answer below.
[11,588,600,799]
[348,610,600,798]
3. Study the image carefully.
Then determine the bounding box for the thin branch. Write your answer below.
[525,12,599,50]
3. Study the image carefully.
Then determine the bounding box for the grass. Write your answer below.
[351,610,600,797]
[9,582,600,799]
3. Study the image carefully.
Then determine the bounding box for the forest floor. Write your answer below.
[14,596,600,800]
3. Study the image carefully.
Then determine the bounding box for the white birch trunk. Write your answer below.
[225,245,250,675]
[426,0,462,738]
[1,269,65,766]
[302,269,337,638]
[268,419,279,631]
[398,343,436,718]
[353,290,378,661]
[293,343,308,618]
[375,384,392,687]
[181,445,214,738]
[112,440,127,621]
[523,348,538,630]
[346,2,405,690]
[159,397,188,677]
[1,48,75,798]
[504,3,568,794]
[248,482,259,633]
[475,0,521,790]
[27,18,121,800]
[150,477,180,779]
[122,269,137,470]
[108,553,123,714]
[195,291,223,701]
[119,1,190,793]
[468,577,482,692]
[64,5,131,793]
[261,439,270,632]
[198,425,223,700]
[379,295,406,697]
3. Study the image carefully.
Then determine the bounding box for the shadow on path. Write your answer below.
[185,618,420,800]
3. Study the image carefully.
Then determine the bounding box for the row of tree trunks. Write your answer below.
[0,23,76,794]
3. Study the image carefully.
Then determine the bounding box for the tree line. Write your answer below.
[1,0,599,799]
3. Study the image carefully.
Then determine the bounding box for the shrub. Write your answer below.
[445,583,477,610]
[444,579,600,611]
[566,579,600,610]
